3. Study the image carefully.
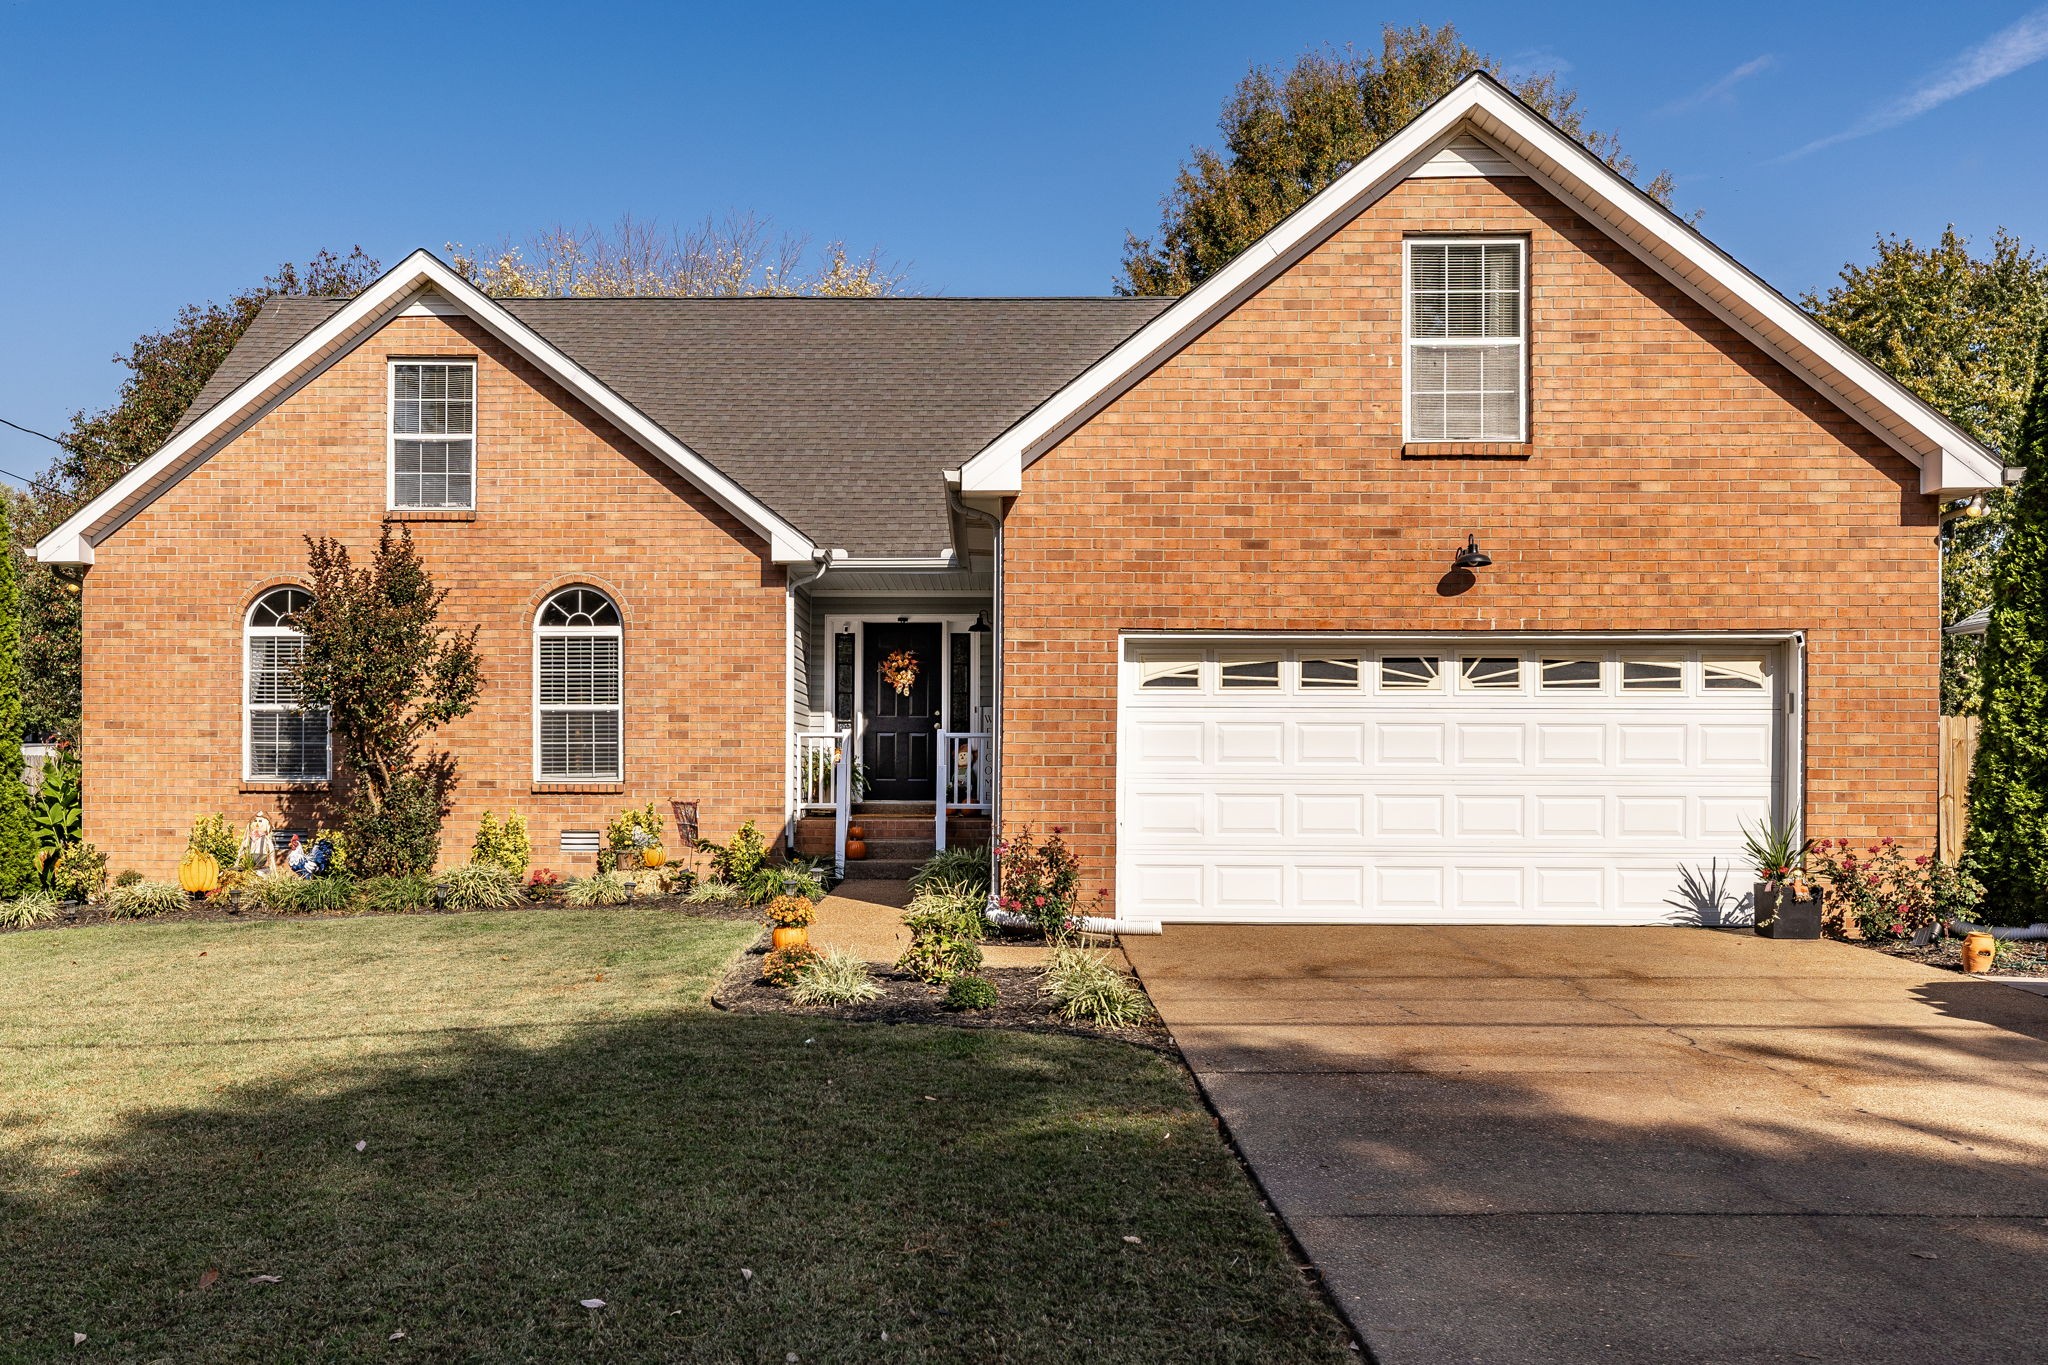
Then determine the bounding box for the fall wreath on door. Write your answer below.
[880,649,920,697]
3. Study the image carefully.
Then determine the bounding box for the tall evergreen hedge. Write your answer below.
[1964,330,2048,924]
[0,509,37,896]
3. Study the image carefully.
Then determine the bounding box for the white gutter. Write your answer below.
[987,908,1163,937]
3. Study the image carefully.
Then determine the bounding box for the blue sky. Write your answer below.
[2,1,2044,484]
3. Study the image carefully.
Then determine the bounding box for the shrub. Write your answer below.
[708,820,769,885]
[943,974,999,1011]
[602,802,665,870]
[0,515,31,899]
[762,894,816,929]
[996,826,1081,937]
[435,861,524,911]
[345,768,451,878]
[788,948,885,1006]
[187,813,240,870]
[897,889,987,985]
[2,889,61,930]
[248,875,305,916]
[312,826,350,874]
[1807,838,1985,941]
[654,864,698,897]
[741,858,827,906]
[29,746,82,886]
[471,811,530,877]
[297,875,361,915]
[911,844,992,896]
[104,880,186,919]
[51,842,106,903]
[113,869,143,888]
[761,942,821,986]
[682,878,743,906]
[361,875,435,914]
[565,871,631,907]
[525,868,564,902]
[1040,945,1152,1027]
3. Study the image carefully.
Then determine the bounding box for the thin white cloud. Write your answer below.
[1785,7,2048,159]
[1658,54,1775,115]
[1502,47,1573,83]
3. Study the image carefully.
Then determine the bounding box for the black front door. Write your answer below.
[862,622,943,801]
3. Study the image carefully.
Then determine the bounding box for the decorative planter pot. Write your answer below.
[1962,931,1997,974]
[845,838,868,860]
[1755,883,1822,939]
[771,925,809,950]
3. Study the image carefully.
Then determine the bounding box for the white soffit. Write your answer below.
[37,251,819,565]
[957,75,2003,500]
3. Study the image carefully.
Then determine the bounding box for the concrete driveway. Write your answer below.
[1122,926,2048,1364]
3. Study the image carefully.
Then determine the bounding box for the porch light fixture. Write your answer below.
[1453,536,1492,570]
[969,611,991,634]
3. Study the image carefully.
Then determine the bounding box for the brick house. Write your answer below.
[41,75,2004,923]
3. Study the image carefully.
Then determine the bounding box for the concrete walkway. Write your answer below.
[1124,925,2048,1364]
[808,878,1063,969]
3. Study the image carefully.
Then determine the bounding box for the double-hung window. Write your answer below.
[1405,238,1526,442]
[535,588,623,782]
[245,587,329,781]
[390,360,475,509]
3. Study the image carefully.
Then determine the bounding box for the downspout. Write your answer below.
[785,549,843,855]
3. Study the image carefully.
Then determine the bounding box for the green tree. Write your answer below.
[1963,328,2048,924]
[16,249,383,741]
[293,526,482,876]
[0,508,37,896]
[1806,228,2048,713]
[1119,24,1673,296]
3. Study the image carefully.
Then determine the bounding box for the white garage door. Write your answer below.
[1118,638,1790,925]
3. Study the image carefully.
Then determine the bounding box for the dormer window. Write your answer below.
[1405,239,1525,443]
[389,360,475,509]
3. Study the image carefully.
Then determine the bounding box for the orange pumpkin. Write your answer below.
[640,844,666,868]
[846,823,865,841]
[845,838,868,860]
[178,850,221,895]
[771,925,809,950]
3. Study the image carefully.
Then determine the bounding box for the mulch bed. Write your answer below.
[2,890,761,934]
[1854,932,2048,977]
[711,939,1172,1050]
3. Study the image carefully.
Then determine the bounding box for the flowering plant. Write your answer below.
[762,943,821,986]
[880,649,920,697]
[762,894,817,928]
[1740,817,1805,887]
[996,825,1082,938]
[525,867,563,902]
[1805,838,1983,941]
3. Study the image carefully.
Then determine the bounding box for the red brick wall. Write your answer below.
[83,311,788,876]
[1000,175,1939,894]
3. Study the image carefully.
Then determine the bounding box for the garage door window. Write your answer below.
[1621,659,1684,691]
[1300,657,1362,689]
[1140,658,1202,690]
[1540,658,1602,689]
[1703,659,1767,690]
[1460,656,1522,690]
[1380,656,1443,691]
[1219,658,1281,690]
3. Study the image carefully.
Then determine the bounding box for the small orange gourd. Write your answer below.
[178,850,221,895]
[846,823,865,841]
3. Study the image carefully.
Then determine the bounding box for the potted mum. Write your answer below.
[763,894,817,950]
[1742,817,1819,939]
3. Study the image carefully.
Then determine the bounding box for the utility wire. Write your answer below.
[0,416,66,486]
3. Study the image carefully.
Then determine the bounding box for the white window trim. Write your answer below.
[242,589,331,783]
[387,358,478,511]
[533,590,624,783]
[1401,236,1528,445]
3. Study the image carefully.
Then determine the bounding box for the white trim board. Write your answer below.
[37,250,818,565]
[957,74,2004,500]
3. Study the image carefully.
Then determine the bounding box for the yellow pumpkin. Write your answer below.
[178,850,221,895]
[640,844,666,868]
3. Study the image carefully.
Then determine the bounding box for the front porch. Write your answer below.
[787,568,995,876]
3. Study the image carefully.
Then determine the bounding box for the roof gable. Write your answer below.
[958,73,2005,500]
[36,251,820,565]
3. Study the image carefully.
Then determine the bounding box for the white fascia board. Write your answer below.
[959,73,2003,499]
[37,249,819,565]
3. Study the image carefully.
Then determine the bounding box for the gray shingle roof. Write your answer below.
[174,293,1172,555]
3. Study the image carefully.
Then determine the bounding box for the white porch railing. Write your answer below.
[935,730,992,851]
[794,728,854,877]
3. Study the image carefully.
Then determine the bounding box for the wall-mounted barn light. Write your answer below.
[1453,536,1493,570]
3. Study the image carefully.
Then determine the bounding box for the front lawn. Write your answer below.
[1,910,1348,1362]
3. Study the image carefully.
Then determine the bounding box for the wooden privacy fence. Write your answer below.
[1938,714,1980,864]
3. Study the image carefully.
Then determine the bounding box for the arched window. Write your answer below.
[535,587,622,781]
[245,587,329,782]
